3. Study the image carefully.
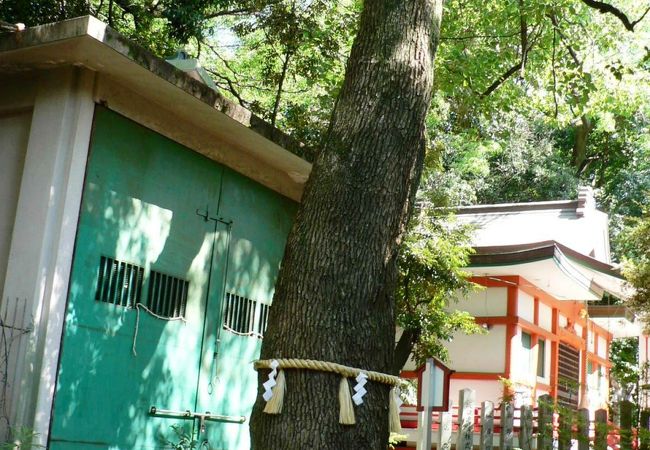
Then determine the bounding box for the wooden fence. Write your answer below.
[397,388,636,450]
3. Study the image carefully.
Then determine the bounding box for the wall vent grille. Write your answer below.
[557,342,580,408]
[223,293,269,338]
[146,271,189,319]
[95,256,144,307]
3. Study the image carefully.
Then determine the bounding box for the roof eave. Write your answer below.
[470,240,624,279]
[468,241,632,301]
[454,200,580,215]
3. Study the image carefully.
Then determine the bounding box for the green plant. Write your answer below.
[0,427,45,449]
[163,425,198,450]
[388,432,408,449]
[498,376,515,404]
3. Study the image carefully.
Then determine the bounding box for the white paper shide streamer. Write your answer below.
[352,372,368,406]
[394,387,403,410]
[390,386,403,433]
[262,359,285,414]
[262,359,279,401]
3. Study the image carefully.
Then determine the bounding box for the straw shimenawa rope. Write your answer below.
[254,359,401,385]
[254,358,402,433]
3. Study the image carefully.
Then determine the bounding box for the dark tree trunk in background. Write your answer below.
[572,115,593,175]
[250,1,443,448]
[393,328,421,375]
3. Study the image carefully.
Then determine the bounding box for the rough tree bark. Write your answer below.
[250,1,443,448]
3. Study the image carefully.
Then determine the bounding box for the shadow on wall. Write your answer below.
[52,191,280,449]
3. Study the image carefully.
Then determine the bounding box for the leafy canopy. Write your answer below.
[4,0,650,368]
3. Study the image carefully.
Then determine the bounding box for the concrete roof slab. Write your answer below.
[0,16,313,200]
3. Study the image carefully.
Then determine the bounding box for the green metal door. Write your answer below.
[50,107,296,449]
[195,169,297,450]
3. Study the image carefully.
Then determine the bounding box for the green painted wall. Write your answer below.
[49,106,297,449]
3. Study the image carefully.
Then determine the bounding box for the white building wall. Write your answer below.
[512,384,534,407]
[597,336,607,359]
[587,330,595,353]
[518,290,535,323]
[445,325,506,373]
[449,379,503,407]
[587,365,608,410]
[0,112,31,295]
[452,287,508,317]
[539,303,553,331]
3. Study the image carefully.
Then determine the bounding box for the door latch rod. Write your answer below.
[149,406,246,425]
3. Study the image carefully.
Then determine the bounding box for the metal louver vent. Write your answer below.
[557,342,580,408]
[146,271,189,318]
[223,293,269,338]
[95,256,144,307]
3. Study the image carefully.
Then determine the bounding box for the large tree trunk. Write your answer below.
[249,1,443,448]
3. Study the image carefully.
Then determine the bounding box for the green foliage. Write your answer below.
[429,105,579,206]
[436,0,650,120]
[7,0,648,209]
[0,427,45,450]
[163,424,198,450]
[388,432,408,449]
[610,337,640,402]
[0,0,90,27]
[1,0,255,56]
[7,0,650,374]
[395,166,483,365]
[621,212,650,321]
[203,0,358,144]
[498,376,515,404]
[429,0,650,210]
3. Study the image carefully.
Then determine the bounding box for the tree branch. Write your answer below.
[480,63,522,98]
[580,0,650,32]
[112,0,148,23]
[270,48,293,127]
[572,115,593,174]
[393,328,420,374]
[547,13,593,169]
[205,68,249,107]
[108,0,114,27]
[205,7,257,19]
[440,31,519,41]
[112,1,259,23]
[519,0,528,77]
[551,25,559,118]
[547,14,580,66]
[479,9,539,98]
